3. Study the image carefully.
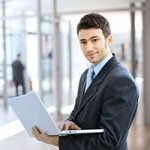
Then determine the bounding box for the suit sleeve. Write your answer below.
[59,76,139,150]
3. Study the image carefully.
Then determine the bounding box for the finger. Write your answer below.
[32,126,41,134]
[32,127,38,137]
[70,124,81,130]
[63,123,70,130]
[59,122,68,130]
[32,126,42,141]
[64,122,81,130]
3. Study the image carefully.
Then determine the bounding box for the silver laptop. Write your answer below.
[8,92,104,137]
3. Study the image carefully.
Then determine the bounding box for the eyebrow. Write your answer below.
[79,36,100,42]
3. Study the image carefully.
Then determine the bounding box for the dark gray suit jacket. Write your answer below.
[59,55,139,150]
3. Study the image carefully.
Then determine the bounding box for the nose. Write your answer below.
[86,42,93,52]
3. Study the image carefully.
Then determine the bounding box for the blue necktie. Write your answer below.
[85,66,94,91]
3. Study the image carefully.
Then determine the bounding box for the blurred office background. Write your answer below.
[0,0,150,149]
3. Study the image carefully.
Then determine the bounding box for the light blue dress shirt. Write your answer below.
[92,53,113,79]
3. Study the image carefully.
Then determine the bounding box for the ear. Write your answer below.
[107,35,112,46]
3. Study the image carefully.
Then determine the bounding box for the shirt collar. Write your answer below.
[92,53,113,78]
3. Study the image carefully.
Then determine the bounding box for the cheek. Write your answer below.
[80,47,86,55]
[80,45,84,51]
[105,41,109,49]
[96,46,107,57]
[95,44,104,53]
[97,41,107,51]
[95,41,104,49]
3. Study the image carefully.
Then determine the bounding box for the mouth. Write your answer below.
[87,53,96,57]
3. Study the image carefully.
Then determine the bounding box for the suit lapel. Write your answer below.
[80,76,87,98]
[74,55,119,118]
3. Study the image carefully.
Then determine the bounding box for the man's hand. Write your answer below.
[32,126,59,146]
[32,121,80,146]
[60,120,81,130]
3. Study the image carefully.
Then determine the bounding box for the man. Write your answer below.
[32,13,139,150]
[12,53,26,96]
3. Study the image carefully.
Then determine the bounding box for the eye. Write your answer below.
[80,41,87,45]
[92,38,98,43]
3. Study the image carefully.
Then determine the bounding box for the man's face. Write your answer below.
[78,28,112,65]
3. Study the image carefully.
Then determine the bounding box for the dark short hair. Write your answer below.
[77,13,111,38]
